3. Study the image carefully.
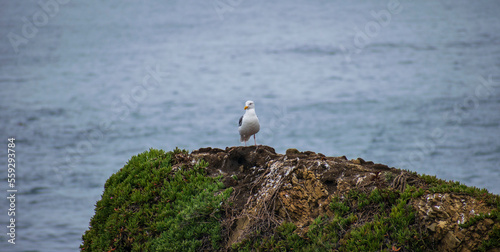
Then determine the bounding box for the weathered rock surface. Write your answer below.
[185,146,499,251]
[82,146,500,251]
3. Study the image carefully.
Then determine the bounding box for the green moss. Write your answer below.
[81,148,232,251]
[481,223,500,251]
[459,210,500,252]
[419,173,500,251]
[330,196,350,216]
[232,222,308,252]
[419,174,500,207]
[232,187,429,251]
[384,171,396,184]
[459,210,500,229]
[339,187,426,251]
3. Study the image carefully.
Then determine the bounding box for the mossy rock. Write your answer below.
[81,148,232,251]
[232,186,426,251]
[82,146,500,251]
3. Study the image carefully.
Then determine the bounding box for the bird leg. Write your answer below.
[254,134,257,146]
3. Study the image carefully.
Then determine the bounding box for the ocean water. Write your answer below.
[1,0,499,251]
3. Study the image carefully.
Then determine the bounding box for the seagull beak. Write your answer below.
[244,106,249,110]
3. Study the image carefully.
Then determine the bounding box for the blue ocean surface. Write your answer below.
[1,0,499,251]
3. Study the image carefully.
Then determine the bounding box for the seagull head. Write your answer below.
[244,100,255,110]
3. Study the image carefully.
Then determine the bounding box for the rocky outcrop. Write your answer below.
[82,146,500,251]
[190,146,499,251]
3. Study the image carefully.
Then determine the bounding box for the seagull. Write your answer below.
[238,100,260,146]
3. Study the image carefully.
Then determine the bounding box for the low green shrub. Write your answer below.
[81,148,232,251]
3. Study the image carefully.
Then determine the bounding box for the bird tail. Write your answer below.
[240,134,250,142]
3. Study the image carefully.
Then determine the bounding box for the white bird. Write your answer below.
[238,100,260,146]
